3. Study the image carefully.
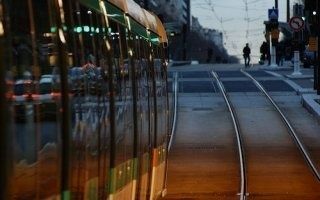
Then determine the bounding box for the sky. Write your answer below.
[191,0,297,62]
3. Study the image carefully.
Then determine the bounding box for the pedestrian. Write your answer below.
[243,43,251,67]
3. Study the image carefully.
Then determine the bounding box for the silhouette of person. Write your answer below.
[243,43,251,67]
[207,47,213,63]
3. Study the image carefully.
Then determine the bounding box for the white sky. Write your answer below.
[191,0,291,62]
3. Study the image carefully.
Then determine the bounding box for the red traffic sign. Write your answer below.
[289,17,305,32]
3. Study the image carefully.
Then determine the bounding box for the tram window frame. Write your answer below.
[152,43,166,145]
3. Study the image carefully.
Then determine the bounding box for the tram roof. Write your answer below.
[78,0,167,44]
[109,0,145,26]
[107,0,167,44]
[154,14,168,44]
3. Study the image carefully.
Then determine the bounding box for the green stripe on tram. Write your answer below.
[129,18,148,40]
[62,190,71,200]
[109,167,117,194]
[109,159,136,194]
[133,157,138,180]
[105,1,126,26]
[149,32,160,45]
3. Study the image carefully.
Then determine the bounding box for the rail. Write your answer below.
[212,71,247,200]
[241,69,320,181]
[168,72,178,151]
[162,72,179,197]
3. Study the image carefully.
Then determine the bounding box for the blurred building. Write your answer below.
[192,17,224,50]
[135,0,191,34]
[135,0,233,62]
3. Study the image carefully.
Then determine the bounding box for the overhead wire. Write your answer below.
[195,0,271,60]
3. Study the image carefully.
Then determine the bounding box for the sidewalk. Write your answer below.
[261,64,320,122]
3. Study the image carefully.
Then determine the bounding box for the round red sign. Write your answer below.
[289,17,305,32]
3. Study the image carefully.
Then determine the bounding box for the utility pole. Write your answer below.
[268,7,279,68]
[287,0,290,22]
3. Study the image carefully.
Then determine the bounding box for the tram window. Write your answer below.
[153,44,166,145]
[62,2,112,198]
[7,0,63,199]
[109,20,134,171]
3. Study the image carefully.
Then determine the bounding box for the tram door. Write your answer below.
[4,0,63,199]
[131,36,152,200]
[150,44,167,198]
[63,2,111,199]
[108,19,135,199]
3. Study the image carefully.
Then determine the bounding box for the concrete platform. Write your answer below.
[302,94,320,123]
[262,66,320,121]
[166,63,320,199]
[169,63,320,124]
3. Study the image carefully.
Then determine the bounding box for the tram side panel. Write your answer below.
[2,0,113,199]
[149,45,168,199]
[1,0,170,199]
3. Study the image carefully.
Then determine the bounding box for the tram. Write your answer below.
[0,0,171,199]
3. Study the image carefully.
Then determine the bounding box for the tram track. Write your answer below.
[240,69,320,182]
[168,72,179,152]
[163,70,240,199]
[212,71,247,200]
[212,69,320,199]
[163,72,179,197]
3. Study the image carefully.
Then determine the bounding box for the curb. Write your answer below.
[301,94,320,123]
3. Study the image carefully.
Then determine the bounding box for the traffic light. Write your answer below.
[265,21,279,44]
[265,21,279,32]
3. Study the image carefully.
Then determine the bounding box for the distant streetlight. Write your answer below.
[313,11,317,15]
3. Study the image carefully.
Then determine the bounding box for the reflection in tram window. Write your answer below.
[8,0,62,199]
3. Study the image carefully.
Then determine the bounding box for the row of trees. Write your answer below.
[168,30,239,63]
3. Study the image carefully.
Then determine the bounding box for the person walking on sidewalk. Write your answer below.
[243,43,251,67]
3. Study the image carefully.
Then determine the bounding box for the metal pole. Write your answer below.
[275,0,278,9]
[54,0,72,197]
[292,50,302,75]
[269,33,278,68]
